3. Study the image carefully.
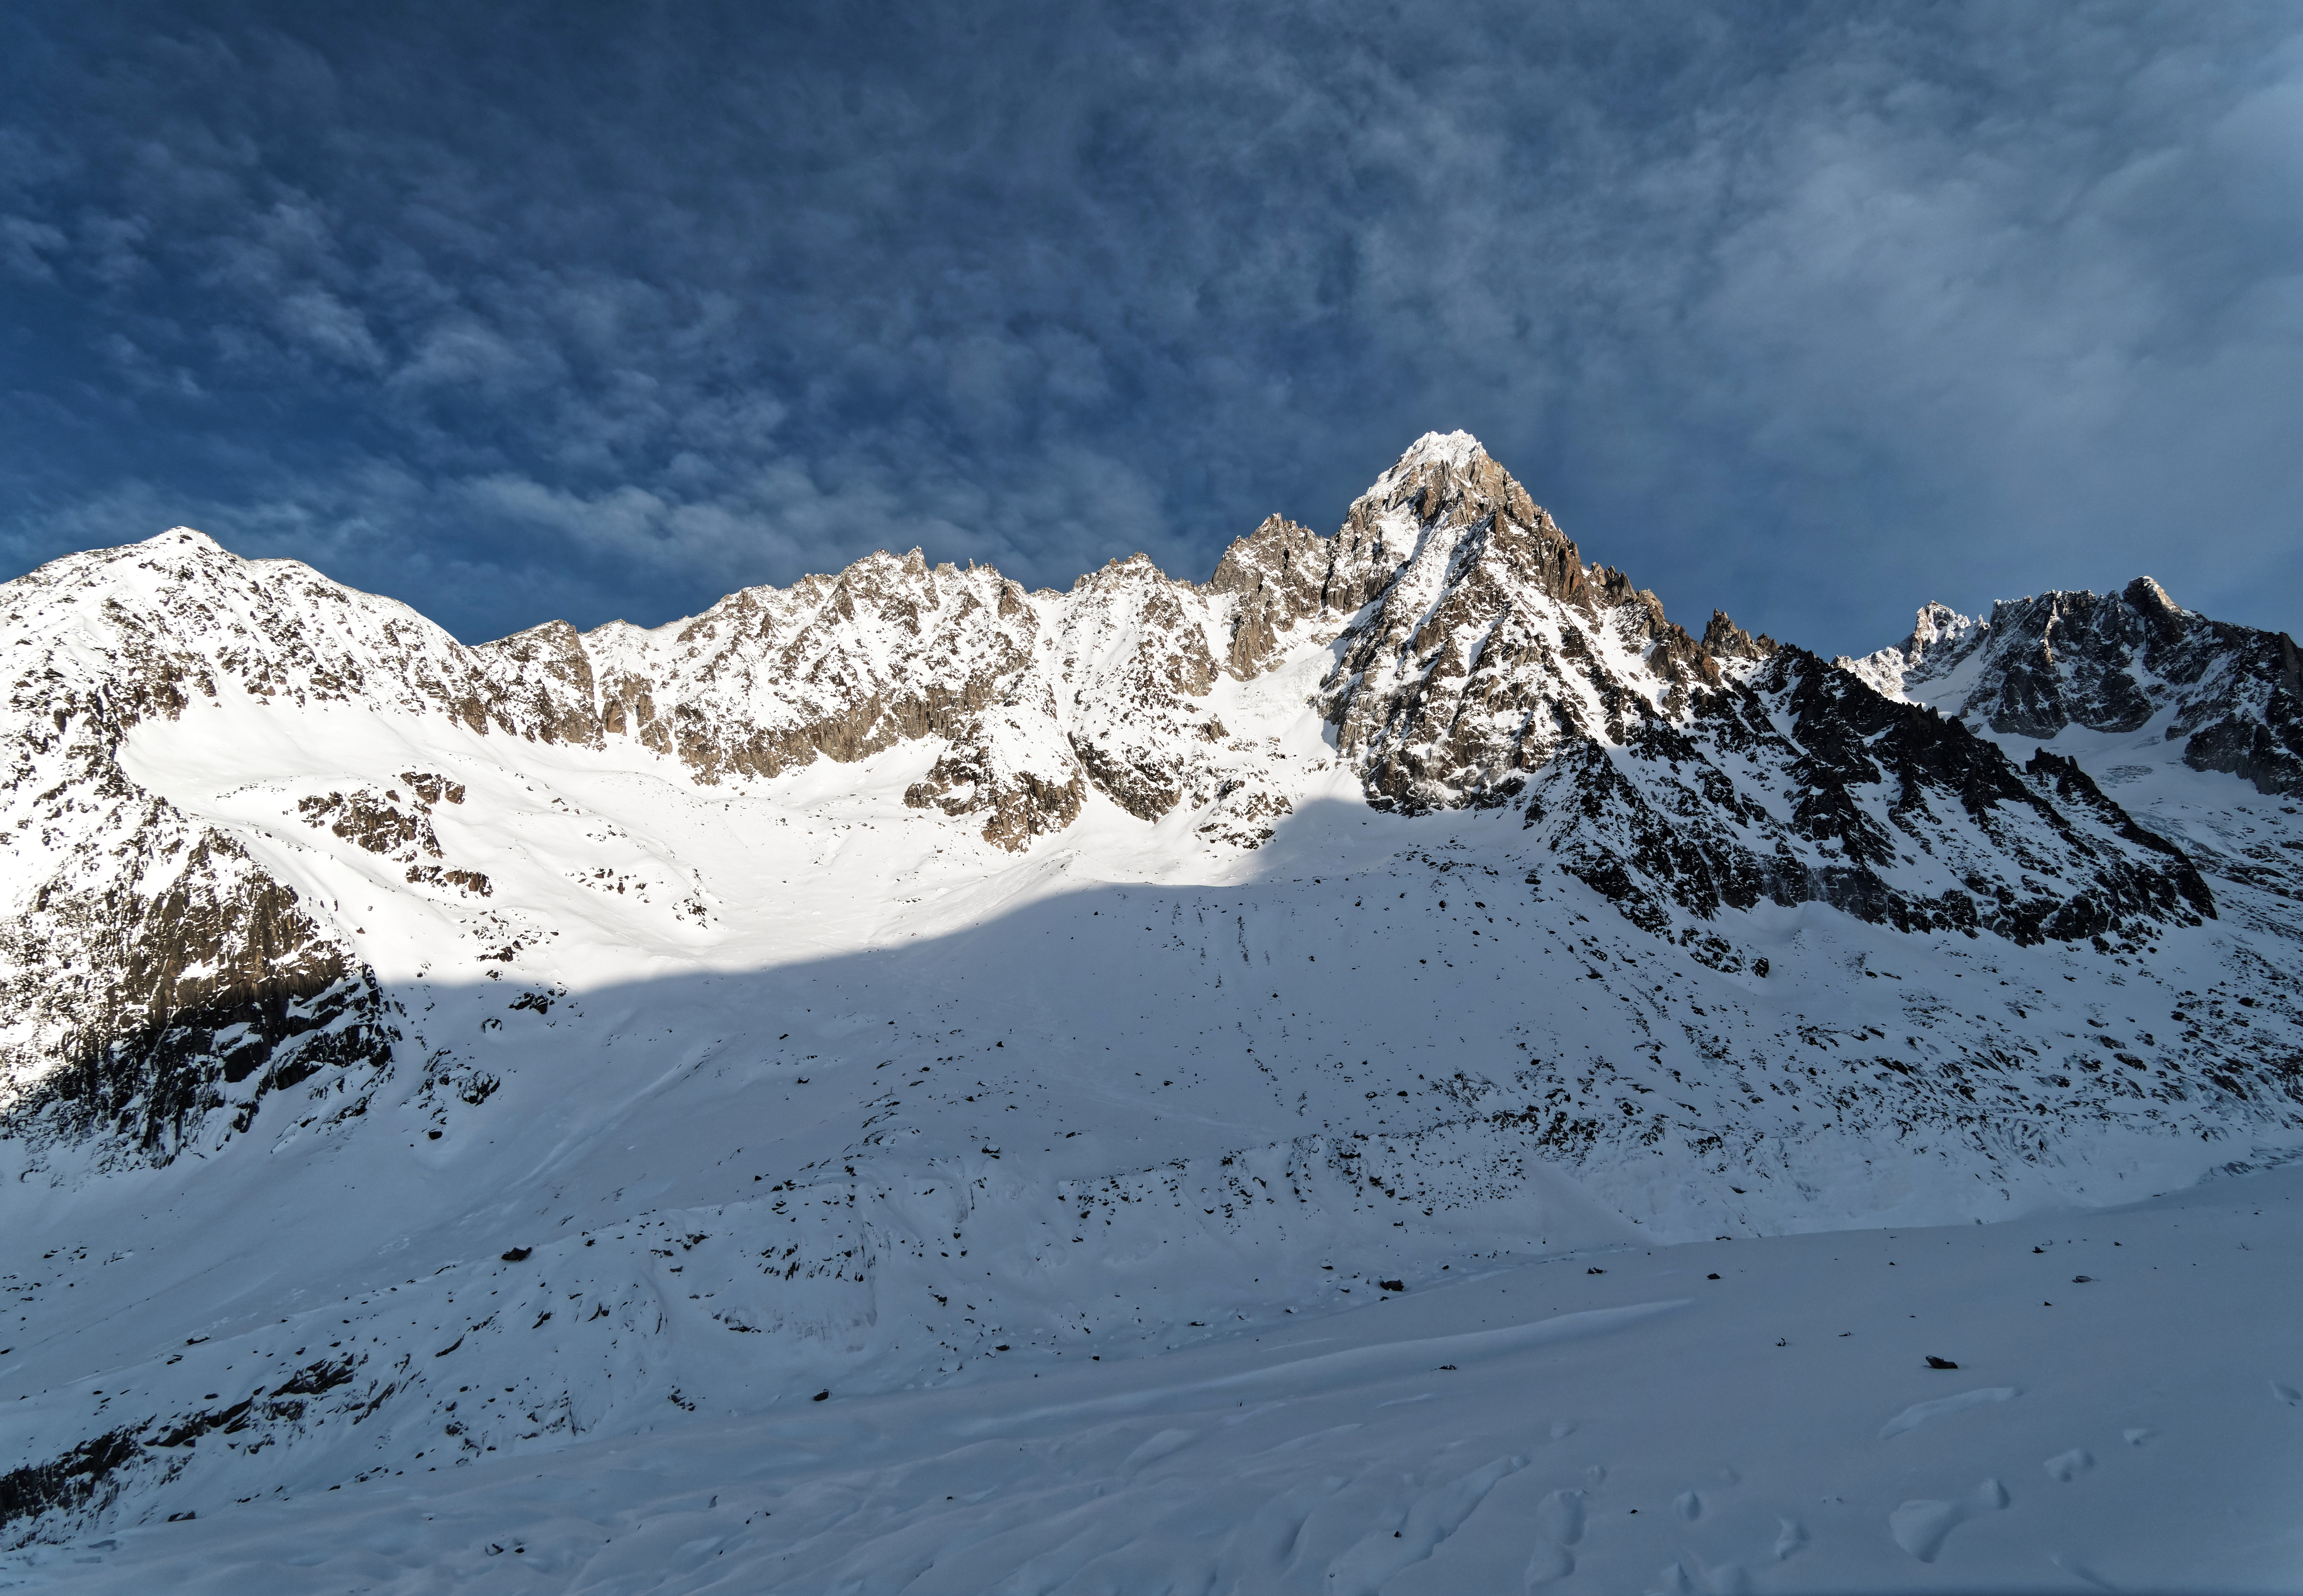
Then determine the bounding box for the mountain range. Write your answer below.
[0,432,2297,1572]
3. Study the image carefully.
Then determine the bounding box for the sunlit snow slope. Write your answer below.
[0,433,2298,1581]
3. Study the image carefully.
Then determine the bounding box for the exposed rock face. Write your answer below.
[1205,514,1331,676]
[553,551,1046,786]
[458,527,1361,848]
[1287,437,2213,958]
[477,620,602,748]
[1701,611,1777,660]
[902,676,1088,848]
[0,844,393,1166]
[294,781,491,897]
[479,549,1264,846]
[0,513,1344,1155]
[1516,646,2213,961]
[1318,436,1722,813]
[1847,578,2303,796]
[298,787,442,857]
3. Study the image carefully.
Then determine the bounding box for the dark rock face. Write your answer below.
[0,1428,142,1549]
[1972,588,2158,738]
[0,762,397,1166]
[298,788,441,857]
[1859,577,2303,797]
[1516,648,2212,957]
[0,1349,385,1546]
[0,536,424,1166]
[2175,618,2303,796]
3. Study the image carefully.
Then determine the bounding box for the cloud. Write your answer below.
[391,318,558,401]
[0,214,65,281]
[0,1,2297,651]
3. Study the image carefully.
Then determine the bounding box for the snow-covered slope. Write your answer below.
[0,433,2298,1580]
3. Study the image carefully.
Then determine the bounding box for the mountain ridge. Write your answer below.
[1845,574,2303,799]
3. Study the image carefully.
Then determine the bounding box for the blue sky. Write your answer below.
[3,2,2299,654]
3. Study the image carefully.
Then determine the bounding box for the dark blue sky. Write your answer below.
[3,2,2299,654]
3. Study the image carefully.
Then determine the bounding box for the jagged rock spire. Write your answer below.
[1701,611,1776,661]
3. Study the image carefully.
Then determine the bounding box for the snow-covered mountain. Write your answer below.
[1843,577,2303,800]
[1,432,2298,1568]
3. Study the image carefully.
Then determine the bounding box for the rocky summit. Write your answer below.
[0,434,2298,1579]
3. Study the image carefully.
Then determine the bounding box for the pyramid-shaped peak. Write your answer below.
[2123,575,2184,617]
[1390,430,1489,473]
[1348,431,1548,541]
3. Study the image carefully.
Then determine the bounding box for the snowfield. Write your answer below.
[1,433,2299,1590]
[18,1164,2303,1592]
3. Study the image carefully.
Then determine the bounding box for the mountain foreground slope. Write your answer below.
[1,434,2299,1589]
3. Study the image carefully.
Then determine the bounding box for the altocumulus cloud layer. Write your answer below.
[1,1,2298,651]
